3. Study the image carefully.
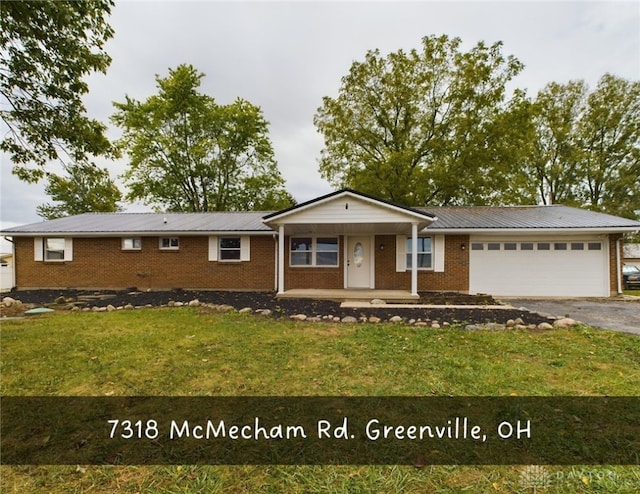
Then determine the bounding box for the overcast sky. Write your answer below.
[1,0,639,240]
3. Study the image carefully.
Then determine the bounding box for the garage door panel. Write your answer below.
[469,238,608,297]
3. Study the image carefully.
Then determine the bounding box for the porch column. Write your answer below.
[411,222,418,297]
[277,225,285,294]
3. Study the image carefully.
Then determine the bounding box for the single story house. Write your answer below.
[3,189,640,298]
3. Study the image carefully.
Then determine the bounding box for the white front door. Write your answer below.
[347,236,372,288]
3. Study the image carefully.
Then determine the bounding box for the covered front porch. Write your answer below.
[275,288,419,302]
[262,189,437,297]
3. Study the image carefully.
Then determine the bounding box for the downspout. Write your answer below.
[615,237,622,295]
[4,236,16,291]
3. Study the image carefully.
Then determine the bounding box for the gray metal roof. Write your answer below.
[417,205,640,231]
[3,204,639,236]
[2,212,273,235]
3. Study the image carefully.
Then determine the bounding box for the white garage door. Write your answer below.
[469,237,609,297]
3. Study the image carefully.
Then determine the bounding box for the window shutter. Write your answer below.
[34,237,43,261]
[396,235,406,272]
[240,236,250,261]
[434,235,445,272]
[64,238,73,261]
[208,236,218,261]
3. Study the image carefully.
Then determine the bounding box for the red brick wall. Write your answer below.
[609,234,623,294]
[14,236,276,290]
[374,234,470,292]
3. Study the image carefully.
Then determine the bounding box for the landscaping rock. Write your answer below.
[106,304,116,312]
[239,307,253,313]
[124,304,134,310]
[431,322,441,328]
[290,314,307,321]
[538,322,554,330]
[2,296,16,307]
[341,316,358,323]
[188,299,201,307]
[506,319,516,328]
[389,316,403,323]
[515,317,525,326]
[259,309,272,317]
[414,321,429,327]
[368,316,381,323]
[553,317,577,328]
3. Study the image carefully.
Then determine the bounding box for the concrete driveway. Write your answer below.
[504,298,640,336]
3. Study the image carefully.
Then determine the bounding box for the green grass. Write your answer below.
[2,309,639,492]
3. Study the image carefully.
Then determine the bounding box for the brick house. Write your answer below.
[3,189,640,297]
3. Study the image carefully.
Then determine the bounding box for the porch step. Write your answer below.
[276,289,419,303]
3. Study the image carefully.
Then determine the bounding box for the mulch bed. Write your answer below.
[1,289,552,326]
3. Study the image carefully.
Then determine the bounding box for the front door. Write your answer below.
[347,236,372,288]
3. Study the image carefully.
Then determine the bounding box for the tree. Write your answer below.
[1,0,114,182]
[112,64,294,212]
[314,35,524,206]
[576,74,640,218]
[520,80,587,206]
[37,162,123,219]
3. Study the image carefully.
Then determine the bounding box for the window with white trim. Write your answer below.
[45,238,65,260]
[159,237,179,250]
[122,237,142,250]
[290,237,338,267]
[219,237,241,261]
[406,236,432,269]
[34,237,73,262]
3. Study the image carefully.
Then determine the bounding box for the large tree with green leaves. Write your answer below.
[314,35,524,206]
[520,74,639,218]
[576,74,640,218]
[37,162,122,219]
[112,64,294,212]
[1,0,114,182]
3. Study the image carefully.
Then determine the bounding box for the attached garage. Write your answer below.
[468,236,610,297]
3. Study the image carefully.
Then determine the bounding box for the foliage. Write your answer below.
[522,74,640,218]
[0,0,114,182]
[36,162,122,219]
[314,35,524,206]
[112,64,294,212]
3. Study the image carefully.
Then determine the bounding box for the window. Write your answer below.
[521,243,534,251]
[160,237,179,250]
[45,238,65,260]
[554,242,567,251]
[290,237,338,267]
[487,243,501,251]
[219,237,241,261]
[504,243,517,251]
[538,243,550,251]
[471,243,484,251]
[571,242,584,251]
[588,242,602,251]
[316,237,339,266]
[122,237,141,250]
[406,236,432,269]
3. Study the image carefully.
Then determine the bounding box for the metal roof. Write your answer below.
[417,205,640,231]
[2,212,273,235]
[3,204,639,236]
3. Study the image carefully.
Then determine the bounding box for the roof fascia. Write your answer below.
[2,230,275,237]
[426,227,640,234]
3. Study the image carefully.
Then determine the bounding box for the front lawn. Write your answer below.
[1,309,639,492]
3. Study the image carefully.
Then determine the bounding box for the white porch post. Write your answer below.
[411,222,418,297]
[277,225,285,294]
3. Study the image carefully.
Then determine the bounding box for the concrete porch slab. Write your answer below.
[276,289,419,302]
